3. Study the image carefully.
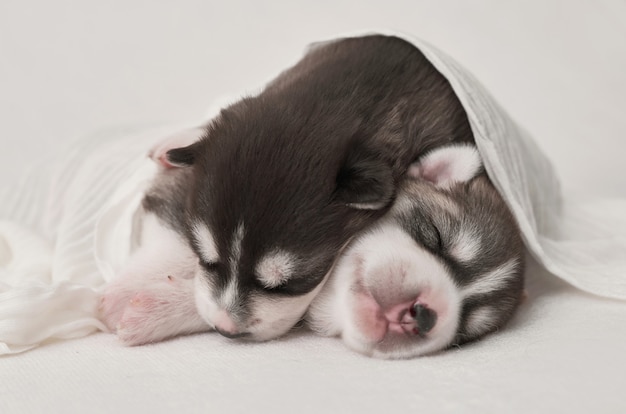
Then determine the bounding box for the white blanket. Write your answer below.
[0,126,188,354]
[1,31,626,355]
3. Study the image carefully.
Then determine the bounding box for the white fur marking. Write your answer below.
[465,307,497,336]
[450,230,481,263]
[347,200,388,210]
[216,222,245,310]
[256,250,295,288]
[192,222,218,263]
[221,277,239,310]
[229,222,245,277]
[462,259,519,299]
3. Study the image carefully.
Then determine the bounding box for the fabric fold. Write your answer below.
[0,124,196,354]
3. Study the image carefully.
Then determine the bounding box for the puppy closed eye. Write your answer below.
[262,277,322,296]
[200,260,221,272]
[432,222,444,252]
[406,216,444,253]
[421,220,444,253]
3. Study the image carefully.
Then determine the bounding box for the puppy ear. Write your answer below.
[149,127,206,168]
[335,146,394,210]
[408,144,482,188]
[166,144,198,167]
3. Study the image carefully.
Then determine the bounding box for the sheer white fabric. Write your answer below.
[0,125,190,354]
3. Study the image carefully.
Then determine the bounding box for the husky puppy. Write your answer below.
[307,144,525,359]
[100,143,525,356]
[125,34,477,341]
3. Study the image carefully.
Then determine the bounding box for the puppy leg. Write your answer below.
[99,214,211,345]
[115,274,209,346]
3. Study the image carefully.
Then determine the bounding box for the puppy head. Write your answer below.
[164,104,395,341]
[307,145,525,358]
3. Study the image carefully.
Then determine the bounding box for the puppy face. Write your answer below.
[159,34,478,341]
[167,110,393,341]
[307,145,525,358]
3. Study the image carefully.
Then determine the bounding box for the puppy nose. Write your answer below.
[411,303,437,334]
[214,327,250,339]
[213,310,249,339]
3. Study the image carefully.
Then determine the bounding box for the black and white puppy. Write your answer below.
[115,34,477,341]
[307,144,525,359]
[99,143,525,357]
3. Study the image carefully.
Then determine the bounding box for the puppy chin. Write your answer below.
[194,271,327,341]
[246,275,333,341]
[310,224,462,359]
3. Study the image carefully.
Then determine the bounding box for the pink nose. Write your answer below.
[213,310,248,339]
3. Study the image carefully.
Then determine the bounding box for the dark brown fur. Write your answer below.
[166,35,476,326]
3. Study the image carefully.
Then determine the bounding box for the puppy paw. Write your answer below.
[102,275,209,346]
[99,284,138,333]
[116,291,173,345]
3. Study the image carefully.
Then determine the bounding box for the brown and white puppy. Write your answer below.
[307,144,525,358]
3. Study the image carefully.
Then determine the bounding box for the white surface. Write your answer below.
[1,1,626,413]
[5,28,625,357]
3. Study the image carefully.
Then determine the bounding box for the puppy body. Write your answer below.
[100,144,526,355]
[307,145,525,359]
[163,35,476,340]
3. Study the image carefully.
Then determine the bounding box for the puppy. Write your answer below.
[306,144,525,359]
[139,34,477,341]
[100,143,525,356]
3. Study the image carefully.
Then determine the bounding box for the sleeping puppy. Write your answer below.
[100,143,525,357]
[123,34,476,341]
[307,144,525,359]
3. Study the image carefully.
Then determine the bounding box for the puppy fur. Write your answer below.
[307,145,525,359]
[161,35,477,340]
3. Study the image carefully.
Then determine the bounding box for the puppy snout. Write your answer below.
[411,303,437,334]
[213,310,249,339]
[214,327,250,339]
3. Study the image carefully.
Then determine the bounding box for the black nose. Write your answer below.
[214,327,250,339]
[412,303,437,334]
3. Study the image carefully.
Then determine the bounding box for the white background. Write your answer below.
[1,0,625,197]
[1,1,625,413]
